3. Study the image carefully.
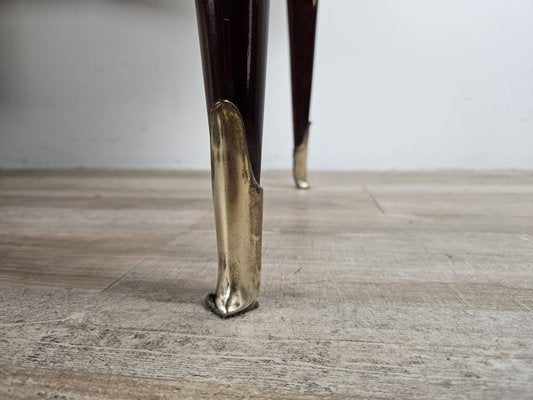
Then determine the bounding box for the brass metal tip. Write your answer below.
[208,100,263,320]
[206,294,259,319]
[293,124,310,190]
[295,180,310,190]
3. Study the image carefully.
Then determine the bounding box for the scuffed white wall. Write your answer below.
[1,0,533,170]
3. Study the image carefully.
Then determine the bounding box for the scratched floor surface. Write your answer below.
[1,170,532,399]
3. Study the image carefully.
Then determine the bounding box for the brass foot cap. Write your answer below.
[295,180,310,190]
[205,294,259,319]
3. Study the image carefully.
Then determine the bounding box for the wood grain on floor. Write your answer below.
[0,169,532,399]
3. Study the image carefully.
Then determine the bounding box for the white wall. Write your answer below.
[1,0,533,170]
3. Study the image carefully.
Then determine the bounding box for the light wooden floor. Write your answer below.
[1,170,533,399]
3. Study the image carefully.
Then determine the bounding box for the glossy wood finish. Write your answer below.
[288,0,318,149]
[195,0,270,182]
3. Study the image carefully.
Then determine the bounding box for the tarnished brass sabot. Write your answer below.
[206,100,263,318]
[293,123,310,190]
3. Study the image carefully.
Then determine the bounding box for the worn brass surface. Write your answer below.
[208,100,263,317]
[293,124,310,190]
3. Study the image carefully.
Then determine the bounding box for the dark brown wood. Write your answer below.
[288,0,318,148]
[195,0,270,182]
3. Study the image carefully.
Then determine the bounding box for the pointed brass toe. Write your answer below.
[293,124,310,190]
[295,177,310,190]
[208,100,263,317]
[206,294,259,319]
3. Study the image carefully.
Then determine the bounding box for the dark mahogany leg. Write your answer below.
[195,0,269,318]
[288,0,318,189]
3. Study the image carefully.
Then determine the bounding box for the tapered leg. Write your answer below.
[195,0,269,317]
[288,0,318,189]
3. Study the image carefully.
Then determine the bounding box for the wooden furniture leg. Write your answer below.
[195,0,270,318]
[288,0,318,189]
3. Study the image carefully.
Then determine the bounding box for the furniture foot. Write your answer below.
[208,101,263,317]
[288,0,318,189]
[195,0,269,317]
[293,123,310,190]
